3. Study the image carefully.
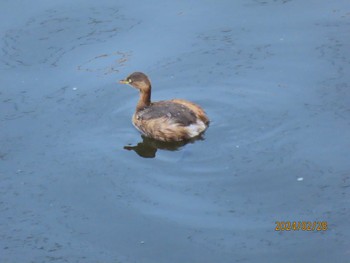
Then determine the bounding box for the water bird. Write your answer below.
[119,72,209,141]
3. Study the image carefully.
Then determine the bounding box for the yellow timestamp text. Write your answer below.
[275,221,328,231]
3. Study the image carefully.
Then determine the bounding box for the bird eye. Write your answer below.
[128,79,132,83]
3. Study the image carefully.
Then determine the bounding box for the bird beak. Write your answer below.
[119,79,128,84]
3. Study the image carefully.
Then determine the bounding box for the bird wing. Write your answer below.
[137,101,197,126]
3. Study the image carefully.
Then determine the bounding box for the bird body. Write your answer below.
[119,72,209,141]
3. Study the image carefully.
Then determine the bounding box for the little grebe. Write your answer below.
[119,72,209,142]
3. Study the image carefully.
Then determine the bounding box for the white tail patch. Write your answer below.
[185,120,207,138]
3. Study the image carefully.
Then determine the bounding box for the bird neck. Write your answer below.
[136,87,151,112]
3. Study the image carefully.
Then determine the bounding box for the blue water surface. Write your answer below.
[1,0,349,262]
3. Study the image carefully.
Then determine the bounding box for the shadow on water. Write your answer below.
[124,134,205,158]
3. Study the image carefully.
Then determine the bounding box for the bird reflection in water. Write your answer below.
[124,135,204,158]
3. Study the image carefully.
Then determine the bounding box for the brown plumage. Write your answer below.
[119,72,209,142]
